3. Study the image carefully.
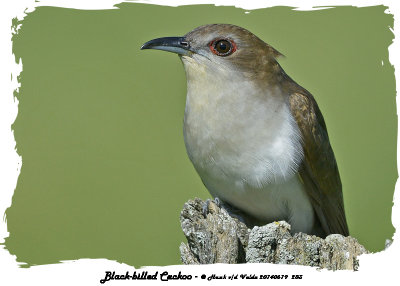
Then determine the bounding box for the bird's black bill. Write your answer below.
[141,36,191,55]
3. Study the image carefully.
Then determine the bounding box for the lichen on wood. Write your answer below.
[180,198,368,270]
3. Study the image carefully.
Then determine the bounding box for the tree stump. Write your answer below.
[179,198,368,270]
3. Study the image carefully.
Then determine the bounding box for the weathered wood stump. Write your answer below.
[179,198,368,270]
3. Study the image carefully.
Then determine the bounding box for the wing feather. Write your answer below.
[288,91,349,236]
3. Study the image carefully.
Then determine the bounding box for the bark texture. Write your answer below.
[180,198,368,270]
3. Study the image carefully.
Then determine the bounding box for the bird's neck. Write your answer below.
[181,56,304,186]
[181,55,283,113]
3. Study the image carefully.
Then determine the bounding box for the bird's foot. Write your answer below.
[202,197,249,226]
[202,197,221,218]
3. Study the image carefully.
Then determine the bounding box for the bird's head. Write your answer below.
[141,24,283,85]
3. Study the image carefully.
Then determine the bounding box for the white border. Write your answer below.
[0,1,398,285]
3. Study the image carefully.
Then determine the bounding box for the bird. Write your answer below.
[141,24,349,237]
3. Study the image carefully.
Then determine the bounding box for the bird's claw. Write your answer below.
[202,197,221,218]
[201,197,249,226]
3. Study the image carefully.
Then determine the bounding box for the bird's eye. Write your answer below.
[209,39,236,56]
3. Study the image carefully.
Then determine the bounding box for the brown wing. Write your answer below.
[288,91,349,236]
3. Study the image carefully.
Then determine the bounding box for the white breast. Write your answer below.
[182,56,303,185]
[181,55,314,233]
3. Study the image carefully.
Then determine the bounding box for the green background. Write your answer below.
[5,4,396,267]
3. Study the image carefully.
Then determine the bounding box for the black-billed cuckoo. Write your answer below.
[141,24,349,237]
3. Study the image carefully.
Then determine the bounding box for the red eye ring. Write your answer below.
[209,39,237,56]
